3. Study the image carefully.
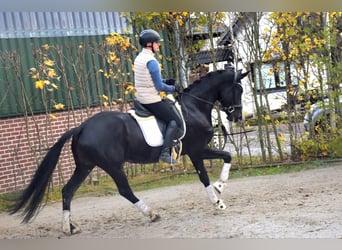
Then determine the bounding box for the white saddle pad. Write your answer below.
[128,110,163,147]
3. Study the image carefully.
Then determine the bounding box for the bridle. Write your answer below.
[220,103,242,114]
[181,82,242,115]
[220,75,243,114]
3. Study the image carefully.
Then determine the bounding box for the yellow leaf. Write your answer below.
[109,52,116,61]
[47,69,57,78]
[35,80,45,90]
[126,85,135,92]
[41,44,49,50]
[264,115,271,121]
[54,103,65,110]
[44,59,55,67]
[51,83,58,89]
[49,114,58,120]
[29,68,39,79]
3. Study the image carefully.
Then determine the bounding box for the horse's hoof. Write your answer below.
[213,180,226,194]
[62,230,71,235]
[215,199,227,210]
[70,223,82,234]
[149,211,161,222]
[63,223,81,235]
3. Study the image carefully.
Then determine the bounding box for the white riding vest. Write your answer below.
[134,48,162,104]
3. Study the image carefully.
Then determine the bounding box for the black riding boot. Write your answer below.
[159,120,178,164]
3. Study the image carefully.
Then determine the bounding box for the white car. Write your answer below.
[303,96,342,133]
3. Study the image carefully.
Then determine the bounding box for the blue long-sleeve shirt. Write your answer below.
[147,60,175,92]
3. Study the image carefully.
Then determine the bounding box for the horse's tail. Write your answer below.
[10,127,79,223]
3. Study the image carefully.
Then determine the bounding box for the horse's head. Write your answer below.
[219,69,249,122]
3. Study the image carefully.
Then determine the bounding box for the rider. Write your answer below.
[134,29,182,164]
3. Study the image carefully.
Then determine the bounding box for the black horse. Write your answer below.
[10,69,248,234]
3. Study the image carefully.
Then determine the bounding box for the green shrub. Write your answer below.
[293,127,341,161]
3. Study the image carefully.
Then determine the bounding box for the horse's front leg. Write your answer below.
[212,162,231,194]
[201,147,232,194]
[189,156,226,210]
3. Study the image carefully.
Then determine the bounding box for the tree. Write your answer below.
[266,12,342,160]
[123,12,227,86]
[230,12,286,163]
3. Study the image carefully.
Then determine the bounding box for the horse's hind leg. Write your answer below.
[61,164,94,235]
[105,165,160,222]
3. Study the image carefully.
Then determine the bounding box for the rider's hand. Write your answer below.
[174,84,182,93]
[165,79,176,85]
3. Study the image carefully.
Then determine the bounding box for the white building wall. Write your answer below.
[219,12,325,117]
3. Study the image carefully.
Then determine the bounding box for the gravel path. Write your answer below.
[1,163,341,239]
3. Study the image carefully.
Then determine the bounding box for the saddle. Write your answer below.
[128,97,186,149]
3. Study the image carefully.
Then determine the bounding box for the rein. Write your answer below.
[180,84,242,114]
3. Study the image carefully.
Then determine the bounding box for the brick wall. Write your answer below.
[0,107,110,194]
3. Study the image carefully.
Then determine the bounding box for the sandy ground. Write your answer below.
[1,163,342,239]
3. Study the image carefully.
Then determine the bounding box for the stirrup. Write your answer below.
[213,180,227,194]
[159,152,177,164]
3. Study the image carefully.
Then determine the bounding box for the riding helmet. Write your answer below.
[139,29,161,47]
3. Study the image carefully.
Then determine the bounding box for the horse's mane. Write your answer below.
[184,69,233,92]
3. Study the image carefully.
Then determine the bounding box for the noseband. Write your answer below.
[221,74,243,113]
[222,71,243,113]
[221,104,242,114]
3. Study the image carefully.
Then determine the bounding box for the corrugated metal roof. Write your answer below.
[0,12,129,39]
[187,48,233,66]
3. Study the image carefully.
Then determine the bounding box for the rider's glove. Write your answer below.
[174,84,182,93]
[165,79,176,85]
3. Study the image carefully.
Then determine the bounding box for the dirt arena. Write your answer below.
[1,163,341,239]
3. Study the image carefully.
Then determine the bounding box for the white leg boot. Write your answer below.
[213,163,231,193]
[62,210,81,235]
[134,200,160,222]
[206,185,226,210]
